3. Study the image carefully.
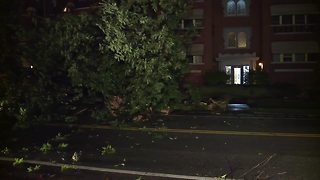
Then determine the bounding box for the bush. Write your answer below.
[204,71,230,86]
[270,83,299,98]
[249,70,269,85]
[199,85,271,99]
[188,87,203,104]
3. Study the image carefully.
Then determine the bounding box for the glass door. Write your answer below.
[225,65,250,84]
[233,67,242,84]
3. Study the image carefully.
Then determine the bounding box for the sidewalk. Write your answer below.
[170,108,320,119]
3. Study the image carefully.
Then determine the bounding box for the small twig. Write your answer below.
[277,172,287,175]
[256,170,265,179]
[256,171,271,180]
[240,153,277,178]
[258,171,287,180]
[74,108,88,115]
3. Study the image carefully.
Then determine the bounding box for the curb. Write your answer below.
[0,157,239,180]
[166,113,319,120]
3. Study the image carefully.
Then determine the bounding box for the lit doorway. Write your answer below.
[234,67,241,84]
[225,65,250,84]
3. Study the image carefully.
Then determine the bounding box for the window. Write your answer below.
[194,19,204,27]
[227,32,236,48]
[272,16,280,25]
[282,15,292,24]
[242,65,250,84]
[273,53,318,63]
[272,54,281,62]
[307,14,317,24]
[187,56,193,63]
[181,19,203,29]
[295,15,305,24]
[272,14,317,33]
[182,19,193,29]
[225,66,232,84]
[234,67,241,84]
[226,32,247,48]
[188,55,203,64]
[283,53,293,62]
[237,0,246,15]
[308,53,320,62]
[226,0,236,16]
[187,44,204,64]
[294,53,306,62]
[237,32,247,48]
[224,65,251,85]
[226,0,247,16]
[224,28,250,48]
[193,56,203,64]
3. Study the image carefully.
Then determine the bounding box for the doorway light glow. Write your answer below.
[258,62,263,70]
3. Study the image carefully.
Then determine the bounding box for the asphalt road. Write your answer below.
[0,113,319,179]
[157,113,320,134]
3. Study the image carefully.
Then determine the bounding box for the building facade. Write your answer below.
[185,0,320,86]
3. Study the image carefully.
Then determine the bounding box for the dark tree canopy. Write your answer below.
[1,0,191,128]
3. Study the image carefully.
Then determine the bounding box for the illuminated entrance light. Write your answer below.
[258,62,264,70]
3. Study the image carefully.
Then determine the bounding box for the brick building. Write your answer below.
[184,0,320,86]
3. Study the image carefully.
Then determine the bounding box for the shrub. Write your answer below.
[248,70,270,85]
[188,86,203,104]
[204,71,230,86]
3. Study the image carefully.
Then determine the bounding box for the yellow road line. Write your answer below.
[49,124,320,138]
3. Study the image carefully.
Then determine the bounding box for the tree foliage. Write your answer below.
[97,0,189,117]
[1,0,190,127]
[0,0,28,128]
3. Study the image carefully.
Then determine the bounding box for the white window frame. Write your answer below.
[276,15,308,25]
